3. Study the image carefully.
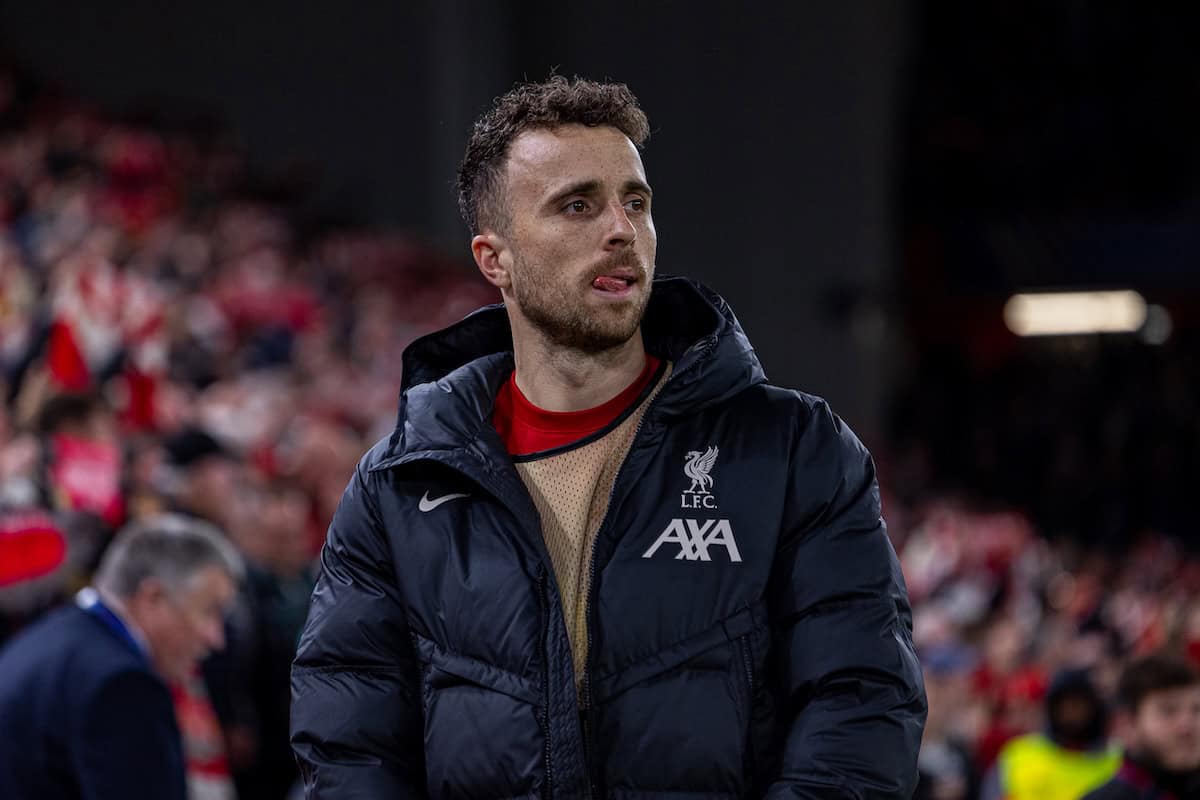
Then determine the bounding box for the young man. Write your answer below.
[292,76,926,799]
[1084,654,1200,799]
[0,514,242,800]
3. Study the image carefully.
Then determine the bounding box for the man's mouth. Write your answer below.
[592,275,636,292]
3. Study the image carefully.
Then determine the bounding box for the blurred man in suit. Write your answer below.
[0,513,242,800]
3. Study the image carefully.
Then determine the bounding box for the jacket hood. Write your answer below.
[386,275,766,459]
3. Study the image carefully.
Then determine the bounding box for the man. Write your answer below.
[1084,654,1200,799]
[161,426,240,531]
[158,426,243,800]
[0,513,242,799]
[984,669,1121,800]
[220,482,317,800]
[292,76,926,798]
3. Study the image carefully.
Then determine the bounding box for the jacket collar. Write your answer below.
[383,275,766,463]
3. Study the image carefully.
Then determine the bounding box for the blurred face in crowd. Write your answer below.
[1125,685,1200,773]
[1048,689,1107,747]
[473,124,656,355]
[266,487,313,577]
[128,564,236,683]
[180,455,238,528]
[234,485,312,577]
[42,402,119,444]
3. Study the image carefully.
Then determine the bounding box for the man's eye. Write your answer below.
[625,198,646,212]
[565,200,589,214]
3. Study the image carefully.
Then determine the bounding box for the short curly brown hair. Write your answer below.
[456,76,650,234]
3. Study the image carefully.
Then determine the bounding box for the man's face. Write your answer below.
[490,123,656,354]
[1127,685,1200,772]
[1049,691,1106,745]
[182,457,238,527]
[136,565,236,684]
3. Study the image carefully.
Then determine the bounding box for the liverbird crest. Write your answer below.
[683,446,719,495]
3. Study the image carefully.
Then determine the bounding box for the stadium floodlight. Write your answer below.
[1003,290,1148,337]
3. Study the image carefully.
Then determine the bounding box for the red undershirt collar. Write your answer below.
[493,353,662,456]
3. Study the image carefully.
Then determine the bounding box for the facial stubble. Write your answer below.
[510,251,651,355]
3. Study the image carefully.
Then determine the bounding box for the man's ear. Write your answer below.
[472,232,514,290]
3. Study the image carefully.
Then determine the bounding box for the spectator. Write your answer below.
[0,56,493,798]
[0,514,241,800]
[983,669,1121,800]
[35,391,124,527]
[1084,654,1200,799]
[0,392,118,634]
[219,481,316,800]
[916,644,982,800]
[158,426,243,800]
[161,426,240,531]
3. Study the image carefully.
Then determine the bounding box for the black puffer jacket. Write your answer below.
[291,276,926,799]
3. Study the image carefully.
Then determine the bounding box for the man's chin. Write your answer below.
[569,318,643,354]
[529,308,645,355]
[1160,752,1200,774]
[1131,746,1200,776]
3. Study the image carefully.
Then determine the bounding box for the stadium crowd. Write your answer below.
[1,61,1198,800]
[0,62,494,799]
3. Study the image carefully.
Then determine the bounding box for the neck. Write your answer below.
[1127,749,1198,787]
[510,323,647,412]
[92,586,152,656]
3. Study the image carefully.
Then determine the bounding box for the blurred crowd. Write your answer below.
[896,5,1200,793]
[885,493,1200,798]
[2,51,1200,800]
[0,62,494,799]
[885,327,1200,796]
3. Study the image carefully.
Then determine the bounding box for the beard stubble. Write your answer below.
[511,250,652,355]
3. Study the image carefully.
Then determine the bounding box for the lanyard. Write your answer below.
[76,587,148,661]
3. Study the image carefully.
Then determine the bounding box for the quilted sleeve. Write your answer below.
[291,460,427,799]
[763,398,926,798]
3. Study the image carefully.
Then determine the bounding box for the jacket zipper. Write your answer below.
[738,634,757,789]
[382,362,688,798]
[580,411,654,799]
[537,567,554,798]
[738,634,755,693]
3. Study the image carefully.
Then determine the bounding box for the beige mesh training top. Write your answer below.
[512,364,671,686]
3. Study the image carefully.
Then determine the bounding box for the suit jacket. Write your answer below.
[0,602,186,800]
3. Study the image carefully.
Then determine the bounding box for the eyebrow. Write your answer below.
[623,179,654,199]
[545,180,600,209]
[544,178,654,209]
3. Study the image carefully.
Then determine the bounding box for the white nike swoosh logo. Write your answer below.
[418,491,470,512]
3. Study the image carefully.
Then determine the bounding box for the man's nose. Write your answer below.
[605,202,636,247]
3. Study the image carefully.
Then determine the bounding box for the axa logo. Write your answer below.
[642,518,742,563]
[681,446,719,509]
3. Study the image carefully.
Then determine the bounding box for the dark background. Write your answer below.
[0,0,908,438]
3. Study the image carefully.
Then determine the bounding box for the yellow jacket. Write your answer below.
[997,733,1121,800]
